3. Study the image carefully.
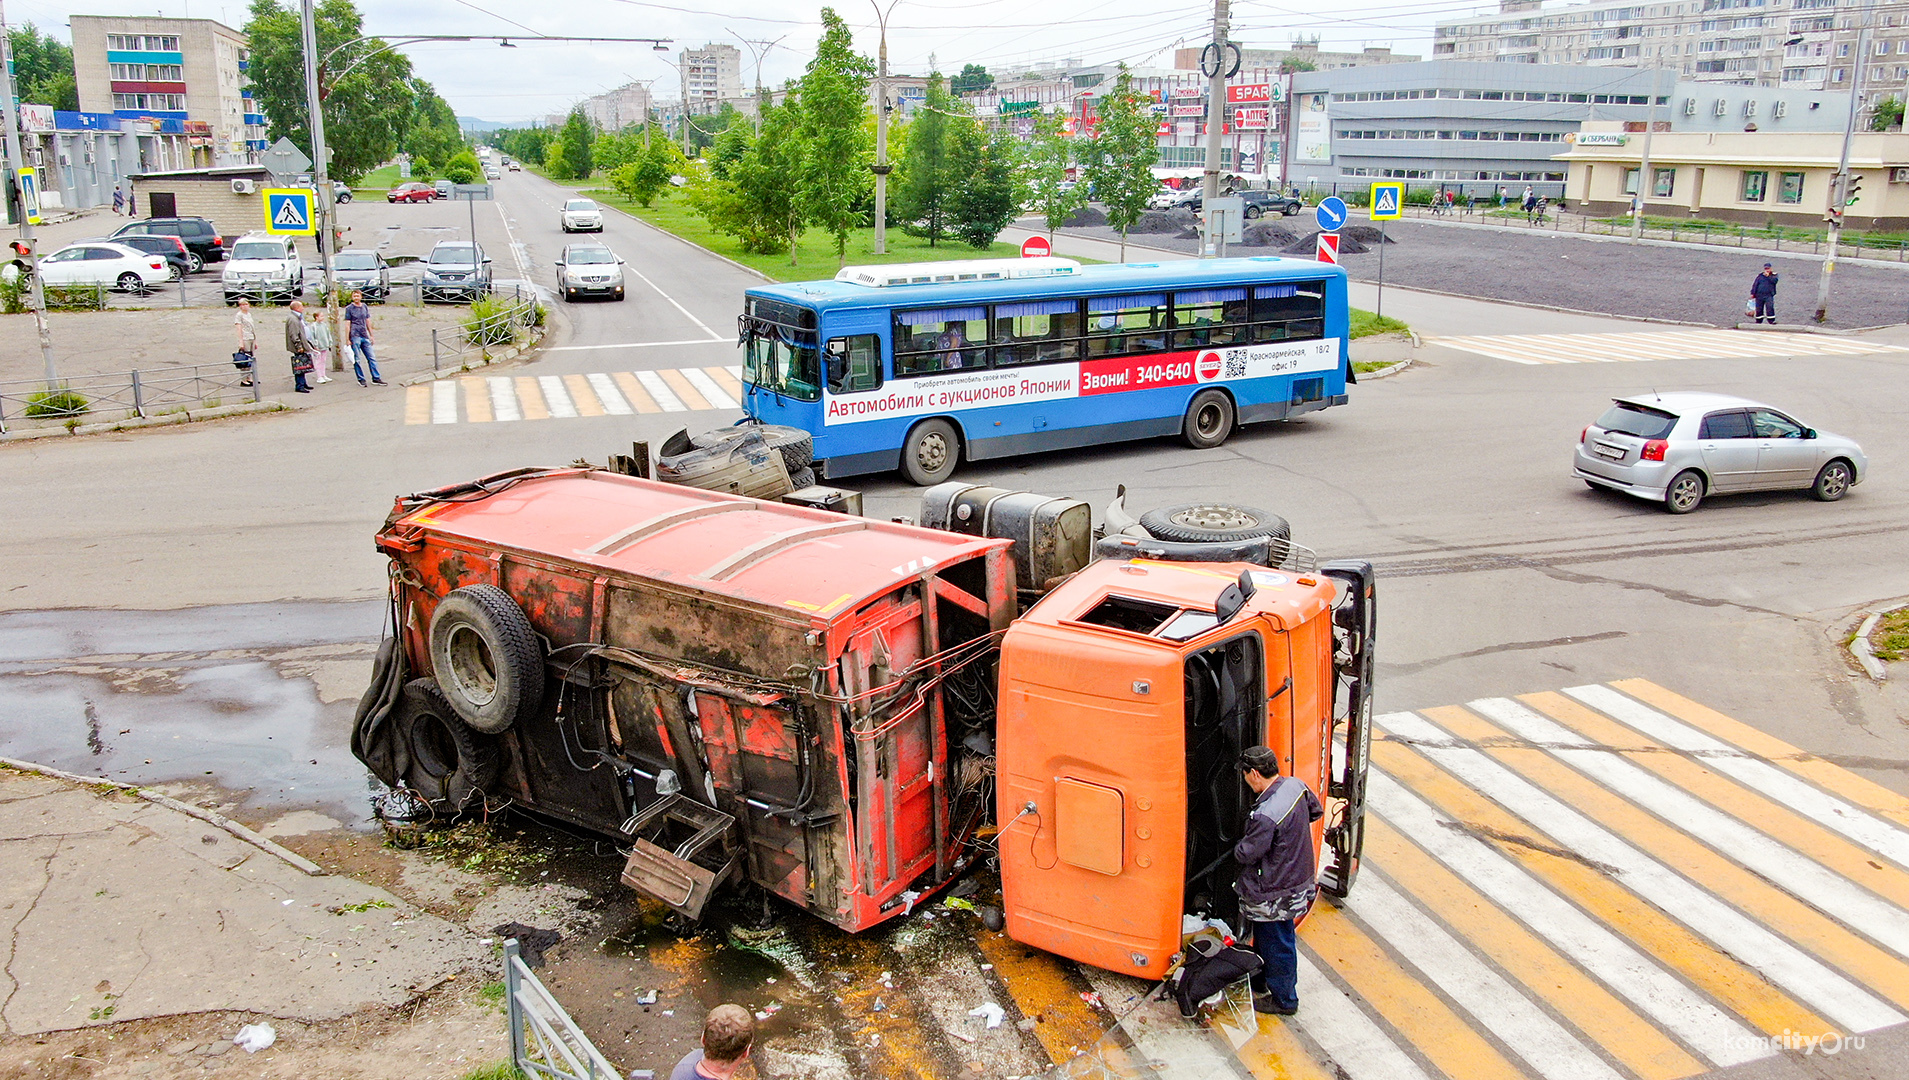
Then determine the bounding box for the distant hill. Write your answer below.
[457,116,508,133]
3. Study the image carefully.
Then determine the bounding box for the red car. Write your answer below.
[386,182,438,203]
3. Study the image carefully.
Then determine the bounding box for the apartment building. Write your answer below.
[1434,0,1909,95]
[1173,40,1421,73]
[680,44,744,108]
[69,15,265,165]
[580,83,654,130]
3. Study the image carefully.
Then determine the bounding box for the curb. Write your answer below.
[397,328,550,386]
[1357,359,1414,380]
[1850,611,1892,682]
[0,398,288,443]
[0,755,327,876]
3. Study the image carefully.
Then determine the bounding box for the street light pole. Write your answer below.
[0,0,57,387]
[1629,64,1663,242]
[298,0,344,371]
[1200,0,1231,259]
[1815,23,1869,324]
[870,0,900,255]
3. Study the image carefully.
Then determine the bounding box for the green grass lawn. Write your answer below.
[1350,308,1408,339]
[355,163,408,192]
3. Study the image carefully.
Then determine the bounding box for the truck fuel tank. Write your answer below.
[919,484,1091,594]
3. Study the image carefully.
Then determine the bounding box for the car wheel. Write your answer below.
[185,252,204,273]
[117,272,144,293]
[1283,204,1300,216]
[1244,206,1262,220]
[1181,388,1235,450]
[1811,459,1854,501]
[167,264,184,281]
[564,289,575,301]
[901,418,961,486]
[337,192,351,204]
[1664,469,1705,514]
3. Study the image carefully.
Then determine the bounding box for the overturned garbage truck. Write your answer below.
[352,466,1374,979]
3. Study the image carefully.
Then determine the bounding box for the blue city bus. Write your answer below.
[737,256,1353,484]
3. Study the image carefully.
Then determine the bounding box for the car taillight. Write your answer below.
[151,261,165,269]
[1641,439,1668,461]
[1579,425,1589,444]
[212,236,223,246]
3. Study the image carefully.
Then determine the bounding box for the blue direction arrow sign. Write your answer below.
[1315,196,1348,233]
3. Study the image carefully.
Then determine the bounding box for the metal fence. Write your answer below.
[91,274,477,311]
[504,938,624,1080]
[0,362,260,434]
[431,285,544,374]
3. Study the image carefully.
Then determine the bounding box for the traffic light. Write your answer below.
[1845,174,1863,206]
[8,239,30,259]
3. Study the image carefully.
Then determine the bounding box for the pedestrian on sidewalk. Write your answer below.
[670,1004,754,1079]
[344,291,385,385]
[232,298,257,387]
[112,184,126,216]
[1750,263,1780,324]
[305,305,335,383]
[1235,745,1322,1017]
[286,300,313,393]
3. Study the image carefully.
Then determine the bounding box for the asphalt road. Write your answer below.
[2,180,1907,1080]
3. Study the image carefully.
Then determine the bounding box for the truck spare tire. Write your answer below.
[398,679,500,811]
[428,584,545,735]
[689,422,814,473]
[1140,504,1290,544]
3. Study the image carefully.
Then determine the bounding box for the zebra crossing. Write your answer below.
[403,366,745,424]
[1430,329,1909,365]
[1066,678,1909,1080]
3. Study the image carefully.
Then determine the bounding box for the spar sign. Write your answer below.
[822,340,1339,425]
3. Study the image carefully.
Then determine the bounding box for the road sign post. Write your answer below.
[1315,231,1339,264]
[1315,196,1348,233]
[1369,182,1403,319]
[262,189,317,235]
[453,184,494,274]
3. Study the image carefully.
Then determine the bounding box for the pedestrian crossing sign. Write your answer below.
[1369,181,1403,221]
[262,188,316,235]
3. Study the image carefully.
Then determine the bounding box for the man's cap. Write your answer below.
[1239,746,1281,774]
[1764,263,1773,268]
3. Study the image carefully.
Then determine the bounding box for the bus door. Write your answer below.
[816,312,887,463]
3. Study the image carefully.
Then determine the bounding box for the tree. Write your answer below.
[1024,109,1085,242]
[1084,66,1160,259]
[441,150,480,185]
[612,126,682,207]
[244,0,419,183]
[797,8,874,266]
[1871,96,1905,132]
[691,92,804,255]
[1278,57,1316,74]
[707,120,754,182]
[895,74,955,246]
[493,127,553,166]
[551,109,595,180]
[8,25,77,111]
[401,80,464,171]
[950,63,993,96]
[947,122,1018,249]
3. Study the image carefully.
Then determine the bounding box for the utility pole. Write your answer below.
[870,0,900,255]
[298,0,344,371]
[1816,23,1869,323]
[0,0,59,388]
[1629,65,1663,242]
[1199,0,1231,258]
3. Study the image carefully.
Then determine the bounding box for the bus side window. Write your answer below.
[1172,288,1250,349]
[826,334,882,395]
[1086,293,1168,357]
[1251,283,1326,344]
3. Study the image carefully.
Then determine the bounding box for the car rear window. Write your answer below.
[1595,402,1678,439]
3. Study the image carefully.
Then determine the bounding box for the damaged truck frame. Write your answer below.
[353,466,1375,980]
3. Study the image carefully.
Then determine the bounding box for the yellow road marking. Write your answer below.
[461,376,492,422]
[659,367,711,411]
[563,373,606,416]
[613,371,660,413]
[707,365,744,398]
[1238,1014,1336,1080]
[403,384,431,424]
[1301,905,1529,1080]
[1613,678,1909,830]
[1372,734,1829,1037]
[1364,815,1706,1080]
[514,376,550,420]
[974,928,1110,1069]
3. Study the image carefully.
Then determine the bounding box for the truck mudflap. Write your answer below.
[618,793,741,921]
[1319,560,1376,898]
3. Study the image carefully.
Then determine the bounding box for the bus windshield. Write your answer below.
[743,299,820,401]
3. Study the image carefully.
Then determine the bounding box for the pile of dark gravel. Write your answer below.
[1063,205,1108,227]
[1241,223,1300,247]
[1128,209,1197,235]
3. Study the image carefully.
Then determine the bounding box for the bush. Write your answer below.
[463,296,521,348]
[0,271,26,314]
[26,388,89,418]
[443,150,482,186]
[44,284,106,311]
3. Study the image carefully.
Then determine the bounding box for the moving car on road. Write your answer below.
[325,249,392,301]
[560,198,604,233]
[555,242,625,302]
[36,241,171,292]
[420,241,491,302]
[387,182,439,203]
[221,235,306,304]
[110,216,222,268]
[1575,391,1866,513]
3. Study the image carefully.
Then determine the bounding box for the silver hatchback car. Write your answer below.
[1574,391,1866,513]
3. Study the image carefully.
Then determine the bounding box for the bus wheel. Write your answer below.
[902,419,961,486]
[1182,389,1235,449]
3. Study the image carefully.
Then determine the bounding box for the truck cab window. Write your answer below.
[826,334,882,395]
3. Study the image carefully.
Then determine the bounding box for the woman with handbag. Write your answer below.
[232,299,257,387]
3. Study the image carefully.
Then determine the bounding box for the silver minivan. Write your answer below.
[1574,391,1866,513]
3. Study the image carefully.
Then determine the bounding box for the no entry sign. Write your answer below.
[1021,235,1052,258]
[1315,232,1340,264]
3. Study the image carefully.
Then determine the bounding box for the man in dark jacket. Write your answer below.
[1750,263,1780,324]
[1234,746,1323,1015]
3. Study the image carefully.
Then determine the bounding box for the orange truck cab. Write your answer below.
[994,557,1375,980]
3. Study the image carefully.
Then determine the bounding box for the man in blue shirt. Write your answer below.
[1235,746,1323,1015]
[344,291,385,386]
[670,1003,754,1079]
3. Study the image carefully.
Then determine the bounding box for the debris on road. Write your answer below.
[232,1022,276,1053]
[969,1002,1006,1029]
[492,922,561,967]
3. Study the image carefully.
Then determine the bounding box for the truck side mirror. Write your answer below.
[1214,570,1257,623]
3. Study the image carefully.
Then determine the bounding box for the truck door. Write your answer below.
[841,588,946,904]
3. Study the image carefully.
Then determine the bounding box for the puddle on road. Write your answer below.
[0,601,387,822]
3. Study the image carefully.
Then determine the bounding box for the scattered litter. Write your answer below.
[1016,1017,1038,1032]
[636,990,657,1005]
[280,900,294,907]
[942,897,976,912]
[762,1003,782,1016]
[969,1002,1006,1029]
[923,912,934,921]
[950,878,980,899]
[756,1011,770,1021]
[232,1023,276,1054]
[872,997,885,1012]
[901,890,922,915]
[950,1029,976,1043]
[492,922,562,968]
[479,938,493,946]
[662,1010,674,1017]
[766,977,777,984]
[1080,992,1104,1010]
[979,963,993,971]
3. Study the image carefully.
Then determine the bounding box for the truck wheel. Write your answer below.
[902,419,961,486]
[1140,503,1289,544]
[788,466,817,489]
[690,423,814,472]
[1181,388,1235,449]
[428,584,545,735]
[398,679,500,811]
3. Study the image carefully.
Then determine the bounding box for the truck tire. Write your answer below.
[1140,504,1289,544]
[788,466,817,489]
[690,423,814,472]
[398,679,500,811]
[428,584,545,735]
[1181,388,1235,449]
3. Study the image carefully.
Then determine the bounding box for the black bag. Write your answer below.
[232,350,254,371]
[1168,940,1263,1018]
[291,350,314,375]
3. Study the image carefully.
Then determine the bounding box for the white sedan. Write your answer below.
[36,242,171,291]
[560,199,604,232]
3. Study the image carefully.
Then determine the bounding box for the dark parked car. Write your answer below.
[1239,190,1304,218]
[110,216,223,268]
[325,249,391,301]
[387,182,438,203]
[93,233,193,279]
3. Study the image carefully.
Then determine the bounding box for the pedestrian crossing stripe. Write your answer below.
[1430,328,1909,365]
[403,365,745,424]
[1051,678,1909,1080]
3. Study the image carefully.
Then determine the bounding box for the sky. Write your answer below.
[16,0,1505,123]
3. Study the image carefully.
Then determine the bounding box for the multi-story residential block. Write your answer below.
[69,15,264,165]
[680,43,743,109]
[1174,40,1421,73]
[579,83,654,130]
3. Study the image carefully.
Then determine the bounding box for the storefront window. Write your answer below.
[1740,171,1768,202]
[1778,172,1806,204]
[1653,167,1676,198]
